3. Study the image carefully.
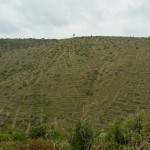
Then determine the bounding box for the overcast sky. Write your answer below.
[0,0,150,39]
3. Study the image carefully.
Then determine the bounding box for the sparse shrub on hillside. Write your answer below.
[12,130,27,141]
[46,128,67,141]
[0,133,12,141]
[30,125,47,139]
[0,125,27,142]
[69,119,93,150]
[85,89,93,96]
[84,70,99,96]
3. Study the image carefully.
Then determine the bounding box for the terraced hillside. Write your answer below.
[0,37,150,132]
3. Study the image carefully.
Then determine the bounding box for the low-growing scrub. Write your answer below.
[0,133,11,142]
[69,119,93,150]
[0,111,150,149]
[29,125,47,139]
[95,111,150,149]
[0,126,27,142]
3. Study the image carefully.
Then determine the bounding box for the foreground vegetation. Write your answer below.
[0,111,149,149]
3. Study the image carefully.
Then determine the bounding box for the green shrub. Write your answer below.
[30,125,47,139]
[0,125,27,142]
[69,120,93,150]
[12,130,27,141]
[97,111,150,149]
[46,129,67,141]
[107,119,128,145]
[127,112,144,133]
[0,133,12,141]
[1,124,14,134]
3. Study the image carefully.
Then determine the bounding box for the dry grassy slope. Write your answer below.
[0,36,150,131]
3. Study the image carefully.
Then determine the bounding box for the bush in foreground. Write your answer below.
[69,119,93,150]
[29,125,47,139]
[1,111,150,150]
[96,111,150,149]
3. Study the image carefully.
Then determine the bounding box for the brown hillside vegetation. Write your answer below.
[0,36,150,131]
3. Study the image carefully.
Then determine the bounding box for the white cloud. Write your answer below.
[0,0,149,38]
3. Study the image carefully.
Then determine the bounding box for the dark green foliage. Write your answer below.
[107,119,128,145]
[127,111,144,133]
[12,130,27,141]
[0,133,11,142]
[30,125,47,139]
[0,125,27,142]
[69,120,93,150]
[46,129,67,141]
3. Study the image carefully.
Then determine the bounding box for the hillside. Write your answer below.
[0,36,150,132]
